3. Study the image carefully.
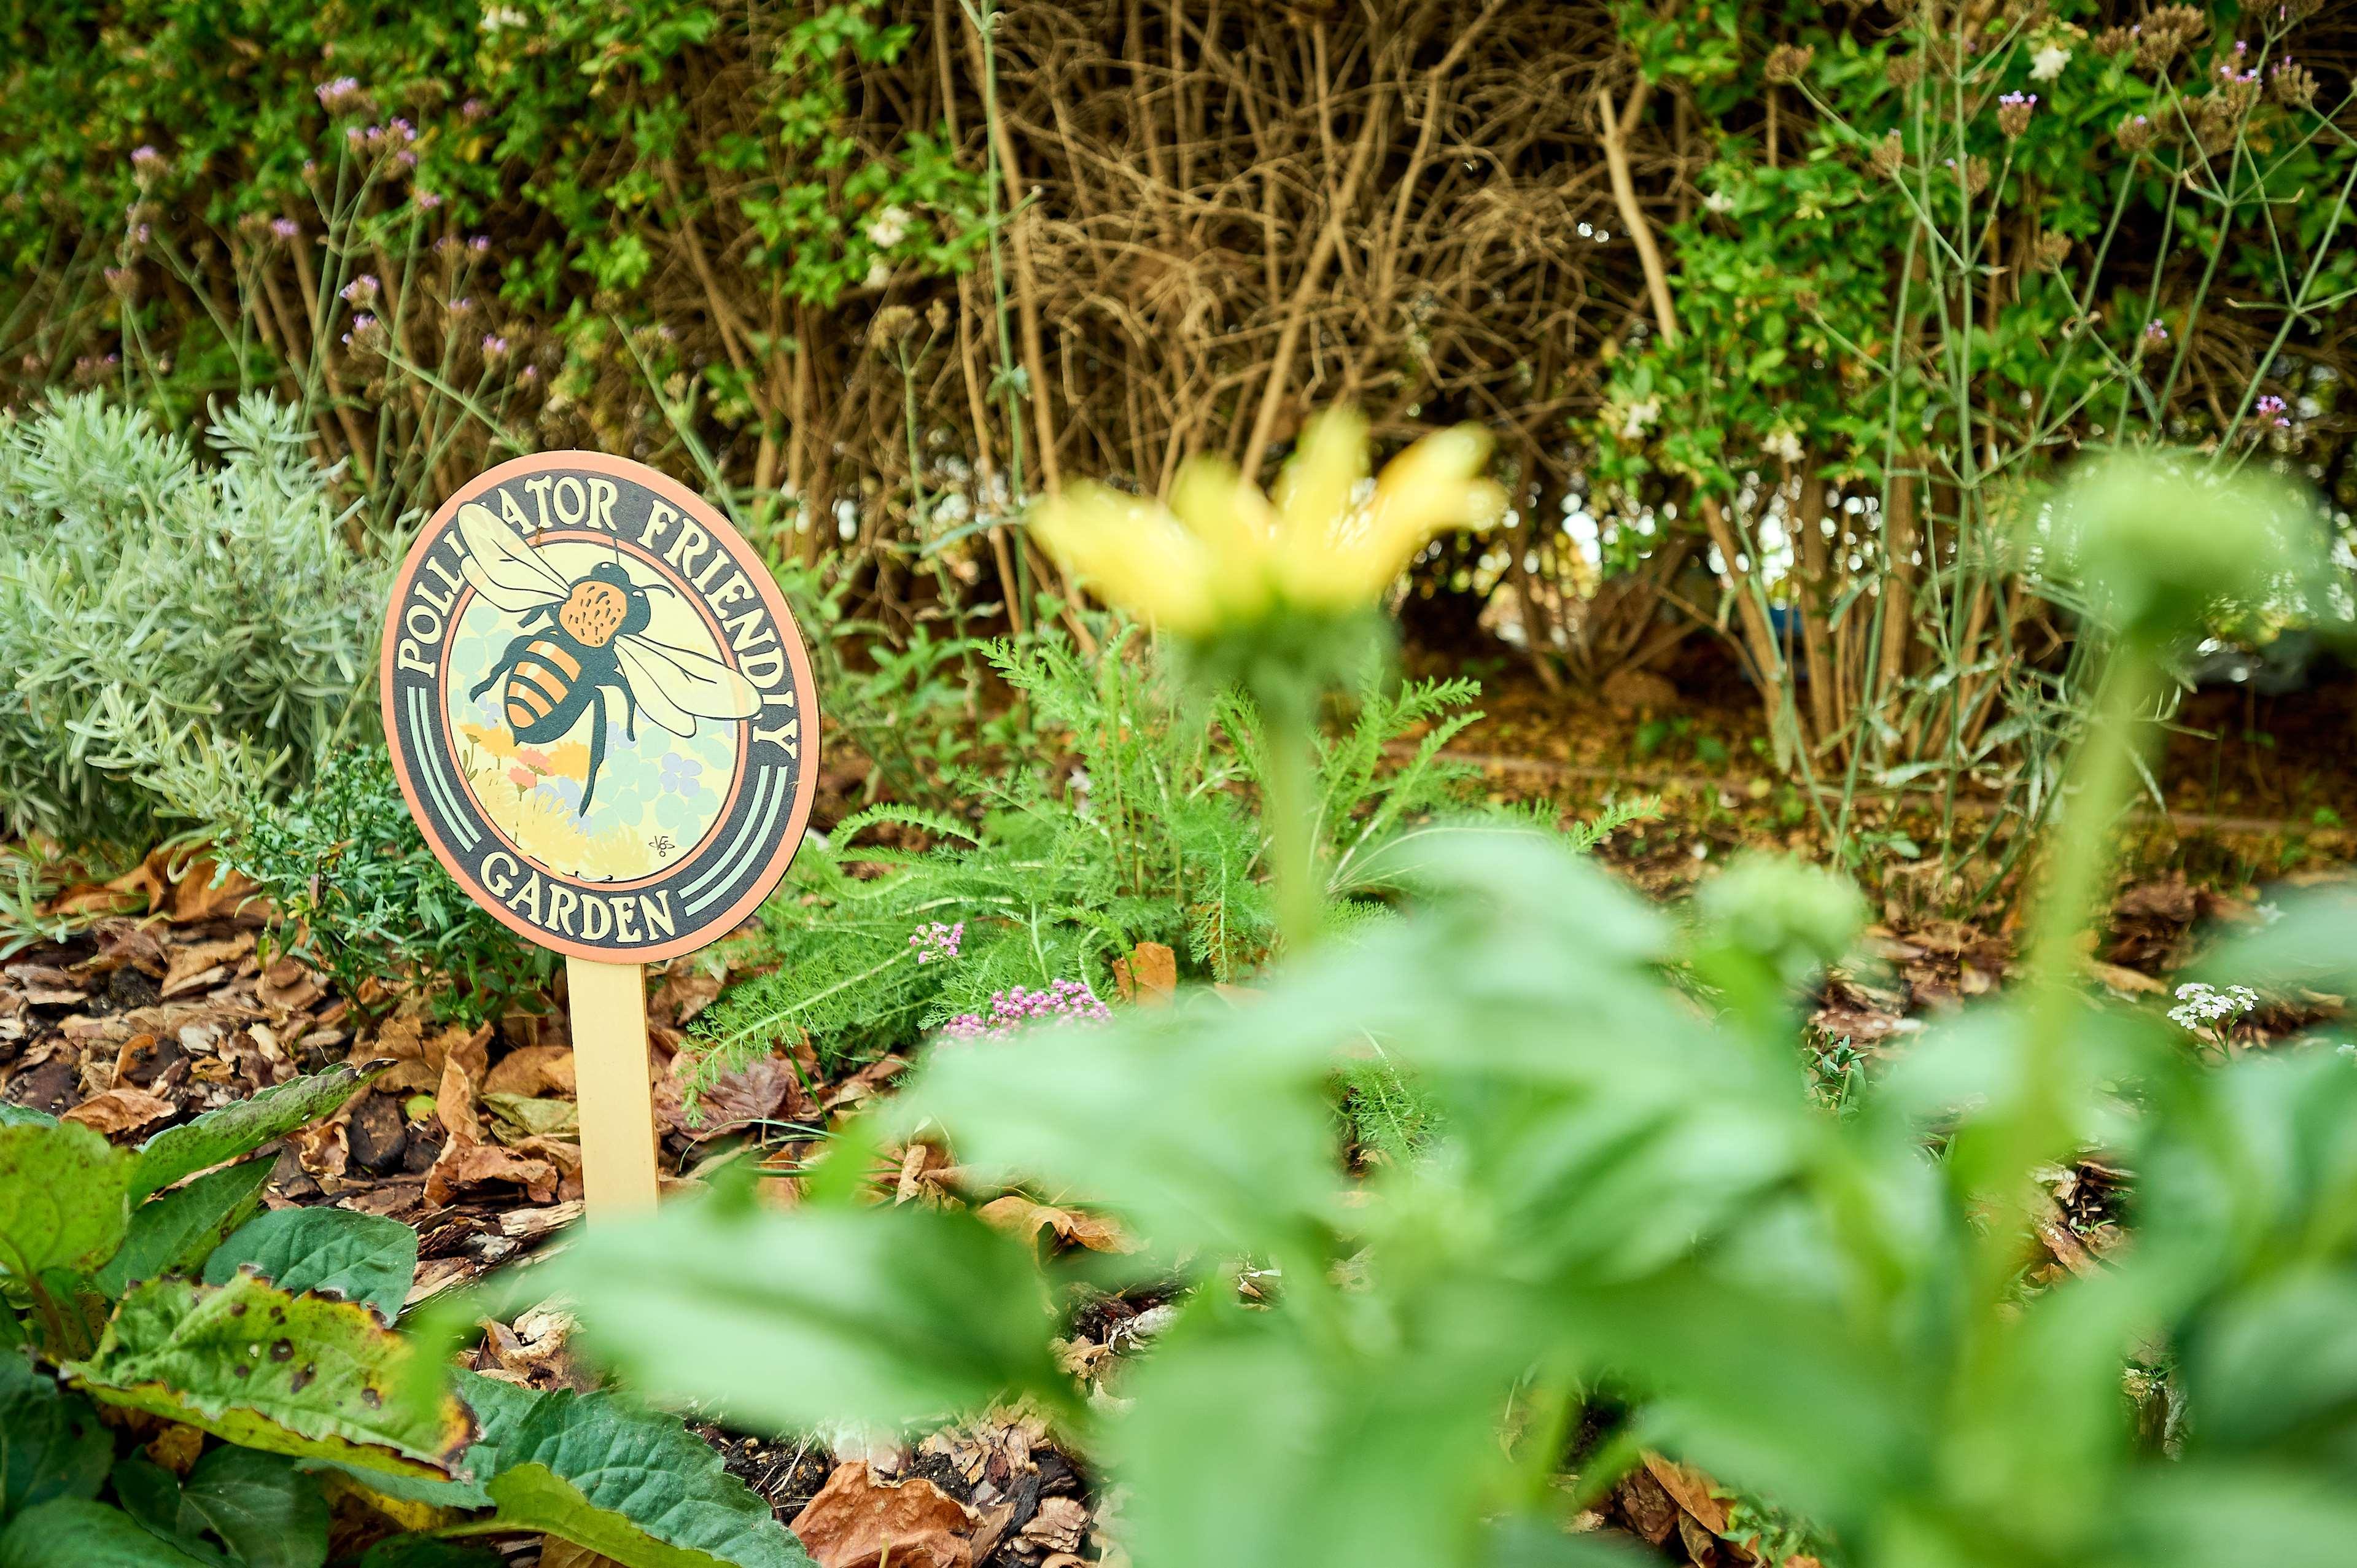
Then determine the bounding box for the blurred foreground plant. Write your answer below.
[489,450,2357,1567]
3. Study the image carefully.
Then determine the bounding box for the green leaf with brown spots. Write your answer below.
[61,1273,472,1480]
[0,1123,130,1284]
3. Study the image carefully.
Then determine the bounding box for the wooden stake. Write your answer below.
[565,956,659,1217]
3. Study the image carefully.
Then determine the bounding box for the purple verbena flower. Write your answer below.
[935,980,1113,1044]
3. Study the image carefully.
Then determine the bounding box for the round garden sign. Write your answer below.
[381,452,818,1213]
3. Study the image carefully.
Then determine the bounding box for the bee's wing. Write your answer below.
[454,500,569,613]
[614,633,763,738]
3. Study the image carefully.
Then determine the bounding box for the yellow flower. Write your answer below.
[1029,409,1504,635]
[543,740,591,782]
[460,721,519,761]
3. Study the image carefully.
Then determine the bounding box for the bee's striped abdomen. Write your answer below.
[504,638,582,731]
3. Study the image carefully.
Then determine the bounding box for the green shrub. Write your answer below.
[0,1074,811,1568]
[224,745,557,1027]
[0,394,384,853]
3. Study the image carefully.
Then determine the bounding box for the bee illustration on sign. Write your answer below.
[452,500,759,818]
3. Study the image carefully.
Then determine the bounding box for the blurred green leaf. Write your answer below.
[526,1199,1068,1434]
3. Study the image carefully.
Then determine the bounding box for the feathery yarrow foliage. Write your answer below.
[687,629,1506,1081]
[0,394,384,852]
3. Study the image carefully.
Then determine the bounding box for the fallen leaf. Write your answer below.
[1110,942,1177,1006]
[823,1054,907,1112]
[61,1086,176,1136]
[654,1052,794,1139]
[367,1017,491,1095]
[144,1422,205,1476]
[484,1092,580,1142]
[47,882,143,917]
[161,934,255,999]
[102,849,171,912]
[650,964,725,1027]
[169,856,261,923]
[256,958,325,1013]
[1641,1452,1731,1534]
[2084,959,2164,996]
[425,1026,556,1205]
[484,1044,576,1098]
[1019,1496,1087,1555]
[789,1462,977,1568]
[977,1195,1134,1254]
[425,1138,559,1208]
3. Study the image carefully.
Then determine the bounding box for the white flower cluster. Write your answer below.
[2169,981,2258,1033]
[1618,397,1661,440]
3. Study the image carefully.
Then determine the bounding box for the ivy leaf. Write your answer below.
[95,1160,274,1298]
[0,1353,111,1520]
[454,1381,814,1568]
[131,1066,378,1203]
[0,1498,216,1567]
[181,1447,329,1568]
[0,1122,131,1282]
[63,1273,473,1480]
[0,1108,58,1130]
[204,1208,419,1324]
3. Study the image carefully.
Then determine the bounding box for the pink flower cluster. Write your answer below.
[2256,394,2290,429]
[937,980,1111,1043]
[315,77,365,115]
[909,920,964,964]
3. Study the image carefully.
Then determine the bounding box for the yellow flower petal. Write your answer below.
[1030,483,1220,634]
[1274,407,1370,547]
[1170,457,1281,622]
[1287,424,1502,608]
